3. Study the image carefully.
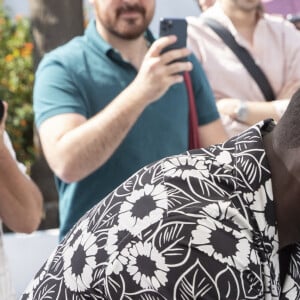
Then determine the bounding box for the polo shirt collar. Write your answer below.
[85,19,155,58]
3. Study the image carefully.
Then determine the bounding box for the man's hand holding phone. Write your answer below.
[129,18,192,106]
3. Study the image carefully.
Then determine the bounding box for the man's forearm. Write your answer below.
[41,84,149,183]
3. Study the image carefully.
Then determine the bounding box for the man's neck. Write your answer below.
[96,21,149,70]
[221,4,258,43]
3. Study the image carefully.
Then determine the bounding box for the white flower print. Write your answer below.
[202,202,258,267]
[243,192,254,203]
[63,227,97,292]
[105,225,119,255]
[202,202,251,233]
[105,225,130,275]
[118,184,168,235]
[65,218,90,249]
[106,249,129,276]
[248,179,277,241]
[216,151,232,165]
[164,156,209,180]
[192,217,251,271]
[124,241,169,289]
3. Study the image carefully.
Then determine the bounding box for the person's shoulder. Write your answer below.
[37,35,87,72]
[262,13,300,43]
[263,13,297,31]
[187,9,224,42]
[186,15,201,25]
[187,15,208,30]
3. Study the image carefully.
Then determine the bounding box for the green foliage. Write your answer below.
[0,4,35,166]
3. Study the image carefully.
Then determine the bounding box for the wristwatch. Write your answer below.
[234,100,248,123]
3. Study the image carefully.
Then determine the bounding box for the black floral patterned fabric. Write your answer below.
[21,120,300,299]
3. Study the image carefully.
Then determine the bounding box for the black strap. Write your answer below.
[203,18,275,101]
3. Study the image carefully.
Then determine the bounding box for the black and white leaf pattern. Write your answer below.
[21,121,300,299]
[216,267,240,299]
[174,259,219,299]
[154,221,193,266]
[123,290,167,300]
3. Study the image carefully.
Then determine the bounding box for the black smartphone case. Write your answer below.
[159,18,187,60]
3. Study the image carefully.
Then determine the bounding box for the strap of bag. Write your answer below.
[183,71,201,149]
[203,18,275,101]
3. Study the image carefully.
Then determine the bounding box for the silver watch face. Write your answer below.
[236,102,248,123]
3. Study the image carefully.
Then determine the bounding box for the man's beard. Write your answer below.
[98,3,152,40]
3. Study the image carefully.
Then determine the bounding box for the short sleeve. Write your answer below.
[189,54,220,125]
[33,53,87,128]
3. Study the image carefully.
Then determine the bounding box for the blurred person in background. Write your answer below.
[32,0,227,241]
[197,0,216,12]
[188,0,300,137]
[0,100,43,300]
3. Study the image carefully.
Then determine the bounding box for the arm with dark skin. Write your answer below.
[263,130,300,250]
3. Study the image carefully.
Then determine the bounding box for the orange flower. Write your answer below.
[21,43,34,57]
[21,49,29,57]
[5,54,14,62]
[24,43,34,51]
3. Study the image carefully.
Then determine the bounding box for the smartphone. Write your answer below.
[159,18,187,61]
[0,100,4,122]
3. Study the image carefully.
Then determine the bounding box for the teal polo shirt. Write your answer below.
[34,20,219,239]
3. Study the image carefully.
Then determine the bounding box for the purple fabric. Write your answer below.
[262,0,300,16]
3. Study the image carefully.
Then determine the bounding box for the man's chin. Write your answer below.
[116,31,145,40]
[112,25,147,40]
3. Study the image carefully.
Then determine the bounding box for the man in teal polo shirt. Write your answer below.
[34,0,227,240]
